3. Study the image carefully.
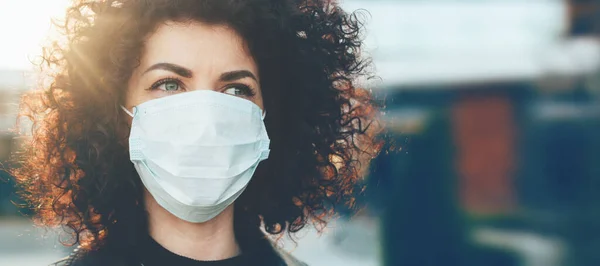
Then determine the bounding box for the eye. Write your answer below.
[149,78,183,93]
[162,81,179,91]
[222,84,256,97]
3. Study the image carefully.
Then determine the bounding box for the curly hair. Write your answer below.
[14,0,383,250]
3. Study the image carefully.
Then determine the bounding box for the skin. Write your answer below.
[124,21,263,261]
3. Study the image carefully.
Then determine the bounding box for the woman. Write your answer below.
[14,0,382,265]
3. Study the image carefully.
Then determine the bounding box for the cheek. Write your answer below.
[256,97,265,110]
[255,90,265,110]
[124,87,143,109]
[124,74,152,109]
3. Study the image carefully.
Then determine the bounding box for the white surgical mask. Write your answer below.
[122,90,270,223]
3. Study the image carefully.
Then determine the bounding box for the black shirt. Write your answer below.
[136,234,283,266]
[52,232,292,266]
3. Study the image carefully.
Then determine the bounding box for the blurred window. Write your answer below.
[569,0,600,36]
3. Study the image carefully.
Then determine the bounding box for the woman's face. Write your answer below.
[125,21,263,112]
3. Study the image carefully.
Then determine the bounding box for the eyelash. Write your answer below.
[147,77,257,97]
[224,83,257,97]
[148,77,183,93]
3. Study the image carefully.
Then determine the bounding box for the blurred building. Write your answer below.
[343,0,600,265]
[569,0,600,36]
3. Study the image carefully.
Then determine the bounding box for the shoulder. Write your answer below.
[48,246,127,266]
[270,242,308,266]
[49,256,70,266]
[277,251,308,266]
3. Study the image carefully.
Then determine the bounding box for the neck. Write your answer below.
[144,191,241,261]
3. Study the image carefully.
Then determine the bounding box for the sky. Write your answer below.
[0,0,69,70]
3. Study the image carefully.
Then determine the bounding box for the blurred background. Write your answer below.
[1,0,599,265]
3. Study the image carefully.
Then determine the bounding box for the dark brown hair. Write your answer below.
[14,0,383,250]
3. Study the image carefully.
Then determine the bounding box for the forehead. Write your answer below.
[140,21,257,74]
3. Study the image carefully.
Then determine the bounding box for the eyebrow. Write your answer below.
[143,63,193,78]
[219,70,258,82]
[142,63,258,82]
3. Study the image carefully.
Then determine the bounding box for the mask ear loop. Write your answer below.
[261,111,267,120]
[121,105,135,118]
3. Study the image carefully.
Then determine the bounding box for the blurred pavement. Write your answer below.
[0,219,71,266]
